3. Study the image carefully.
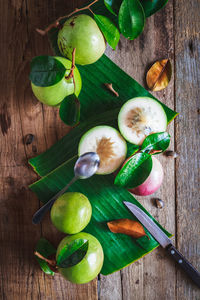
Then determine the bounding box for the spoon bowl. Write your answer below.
[32,152,100,224]
[74,152,100,179]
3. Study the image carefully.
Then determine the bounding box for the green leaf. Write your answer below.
[35,238,56,276]
[118,0,145,40]
[115,152,152,188]
[126,143,140,157]
[140,0,169,18]
[94,14,120,50]
[104,0,123,15]
[56,239,89,268]
[29,56,66,87]
[59,94,80,126]
[141,132,170,154]
[30,157,172,275]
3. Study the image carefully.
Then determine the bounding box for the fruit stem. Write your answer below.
[149,149,162,155]
[65,48,76,92]
[34,251,57,268]
[36,0,99,36]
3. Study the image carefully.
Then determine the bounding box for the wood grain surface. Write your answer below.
[0,0,199,299]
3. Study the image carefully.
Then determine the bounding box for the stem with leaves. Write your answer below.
[36,0,99,36]
[35,251,59,273]
[34,251,57,269]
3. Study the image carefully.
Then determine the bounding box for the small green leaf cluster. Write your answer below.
[100,0,169,45]
[35,238,56,275]
[115,132,170,188]
[35,238,88,275]
[66,0,169,51]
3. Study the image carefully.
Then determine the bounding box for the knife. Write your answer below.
[124,201,200,288]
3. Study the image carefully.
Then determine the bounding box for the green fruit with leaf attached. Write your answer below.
[56,232,104,284]
[50,192,92,234]
[31,56,82,106]
[58,14,106,65]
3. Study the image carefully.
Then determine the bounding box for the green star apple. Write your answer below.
[31,56,82,106]
[50,192,92,234]
[56,232,104,284]
[58,14,106,65]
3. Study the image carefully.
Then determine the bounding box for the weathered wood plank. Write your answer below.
[105,2,176,299]
[0,0,97,299]
[174,0,200,298]
[25,0,98,299]
[0,1,43,299]
[99,273,122,300]
[1,0,199,298]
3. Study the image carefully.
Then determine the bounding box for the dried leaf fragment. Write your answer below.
[104,83,119,97]
[107,218,147,239]
[146,59,172,91]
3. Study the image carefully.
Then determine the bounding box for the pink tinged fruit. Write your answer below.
[129,157,164,196]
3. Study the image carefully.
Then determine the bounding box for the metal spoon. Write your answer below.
[32,152,100,225]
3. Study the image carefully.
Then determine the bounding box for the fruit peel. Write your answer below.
[58,14,106,65]
[50,192,92,234]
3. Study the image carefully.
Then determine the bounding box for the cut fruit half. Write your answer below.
[118,97,167,145]
[78,126,127,175]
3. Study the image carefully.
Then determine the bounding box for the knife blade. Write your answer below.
[124,201,200,288]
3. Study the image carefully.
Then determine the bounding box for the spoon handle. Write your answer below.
[32,176,78,225]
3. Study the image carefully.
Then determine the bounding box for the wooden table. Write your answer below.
[0,0,199,299]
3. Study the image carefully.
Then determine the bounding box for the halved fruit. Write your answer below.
[118,97,167,145]
[78,126,127,175]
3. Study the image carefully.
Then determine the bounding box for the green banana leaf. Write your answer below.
[29,55,177,176]
[29,13,177,176]
[29,59,175,277]
[30,156,172,275]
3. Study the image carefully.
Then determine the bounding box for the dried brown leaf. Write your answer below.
[107,218,147,239]
[104,83,119,97]
[146,59,172,91]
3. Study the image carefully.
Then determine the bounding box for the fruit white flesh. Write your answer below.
[78,126,127,175]
[118,97,167,145]
[31,56,82,106]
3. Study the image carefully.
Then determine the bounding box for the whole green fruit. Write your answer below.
[50,192,92,234]
[58,14,106,65]
[56,232,104,284]
[31,56,82,106]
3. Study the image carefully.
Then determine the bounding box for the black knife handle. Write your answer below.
[166,244,200,288]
